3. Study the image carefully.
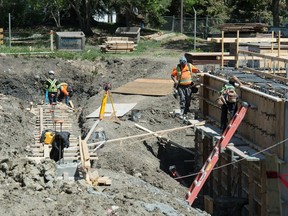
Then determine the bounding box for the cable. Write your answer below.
[174,137,288,180]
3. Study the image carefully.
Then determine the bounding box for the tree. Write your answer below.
[107,0,172,28]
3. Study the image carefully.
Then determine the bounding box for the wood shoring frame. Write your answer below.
[84,120,100,142]
[238,50,288,63]
[134,123,203,155]
[89,124,197,147]
[240,66,288,83]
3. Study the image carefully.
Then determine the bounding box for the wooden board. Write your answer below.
[106,37,128,41]
[112,78,174,96]
[208,37,288,43]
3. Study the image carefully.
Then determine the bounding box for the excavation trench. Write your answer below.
[155,139,196,188]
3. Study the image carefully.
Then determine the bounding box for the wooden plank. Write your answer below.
[239,50,288,63]
[106,37,128,41]
[112,78,174,96]
[81,139,90,167]
[241,67,288,83]
[40,108,43,133]
[102,48,133,53]
[209,37,288,43]
[105,41,134,44]
[134,78,174,84]
[84,120,100,142]
[186,52,230,56]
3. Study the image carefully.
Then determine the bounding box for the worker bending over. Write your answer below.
[171,56,199,119]
[57,82,72,106]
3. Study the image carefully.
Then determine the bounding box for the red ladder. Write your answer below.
[185,103,250,205]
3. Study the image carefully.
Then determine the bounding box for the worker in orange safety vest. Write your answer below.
[171,56,199,119]
[57,82,72,106]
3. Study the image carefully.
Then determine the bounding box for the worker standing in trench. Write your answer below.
[171,56,199,119]
[45,70,60,105]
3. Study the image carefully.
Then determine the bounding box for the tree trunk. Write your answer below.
[70,0,94,36]
[271,0,280,27]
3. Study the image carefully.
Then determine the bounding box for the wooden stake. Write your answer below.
[50,30,54,51]
[278,31,281,73]
[271,31,274,70]
[236,30,239,69]
[221,31,224,70]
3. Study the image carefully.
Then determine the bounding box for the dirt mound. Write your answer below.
[0,55,207,215]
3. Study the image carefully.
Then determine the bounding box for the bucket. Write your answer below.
[130,109,142,122]
[44,131,54,144]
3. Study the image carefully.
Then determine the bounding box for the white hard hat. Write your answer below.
[48,70,55,75]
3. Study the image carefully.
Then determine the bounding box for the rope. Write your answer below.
[174,137,288,180]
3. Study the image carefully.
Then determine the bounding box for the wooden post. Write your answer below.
[50,30,54,51]
[0,28,3,45]
[236,30,239,69]
[278,31,281,73]
[221,31,224,70]
[270,31,274,70]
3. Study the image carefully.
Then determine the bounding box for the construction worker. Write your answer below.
[45,70,59,105]
[217,75,242,132]
[57,82,72,106]
[171,56,199,119]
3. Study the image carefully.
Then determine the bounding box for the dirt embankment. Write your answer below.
[0,55,207,216]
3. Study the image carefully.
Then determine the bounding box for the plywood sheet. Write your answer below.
[111,78,173,96]
[86,103,137,118]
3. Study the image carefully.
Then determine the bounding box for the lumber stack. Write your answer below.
[218,23,269,33]
[101,37,135,53]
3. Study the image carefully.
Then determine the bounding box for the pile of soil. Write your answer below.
[0,55,208,216]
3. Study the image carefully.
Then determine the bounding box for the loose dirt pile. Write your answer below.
[0,55,207,216]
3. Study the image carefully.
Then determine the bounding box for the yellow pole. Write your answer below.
[221,31,224,70]
[99,91,108,120]
[236,30,239,69]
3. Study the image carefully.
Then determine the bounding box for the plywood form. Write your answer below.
[112,78,174,96]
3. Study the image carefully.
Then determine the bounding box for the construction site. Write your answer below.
[0,26,288,216]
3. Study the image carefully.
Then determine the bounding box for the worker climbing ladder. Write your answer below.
[185,102,251,206]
